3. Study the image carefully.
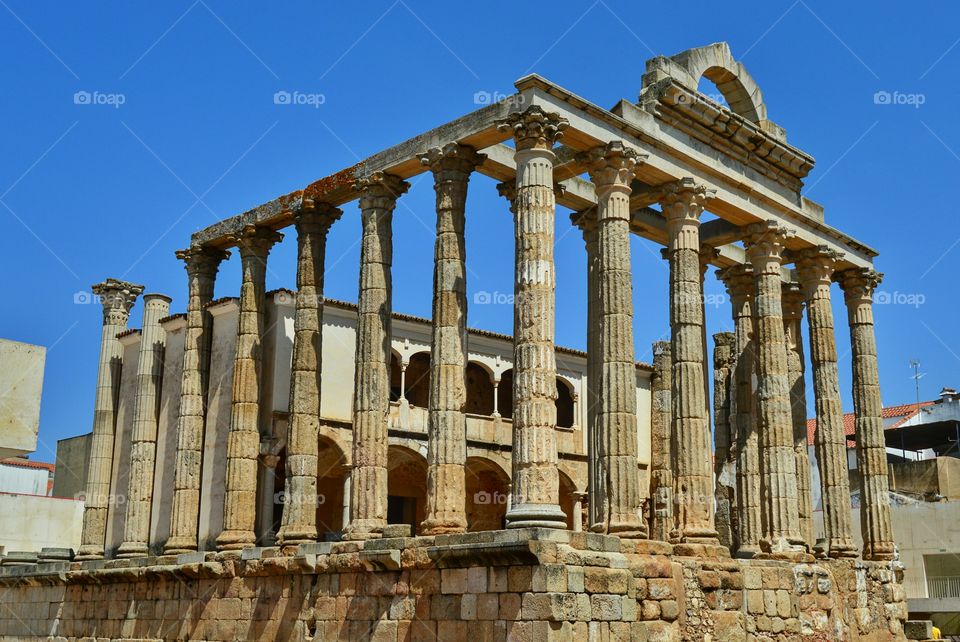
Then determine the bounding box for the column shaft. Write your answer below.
[76,279,144,561]
[836,267,895,560]
[498,106,568,529]
[343,172,410,540]
[649,341,673,542]
[579,215,605,532]
[796,249,857,558]
[419,143,483,535]
[744,221,805,556]
[165,247,228,554]
[216,225,282,551]
[277,203,341,546]
[117,293,171,557]
[661,178,720,550]
[712,332,736,552]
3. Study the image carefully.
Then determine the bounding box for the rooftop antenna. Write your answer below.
[908,359,926,459]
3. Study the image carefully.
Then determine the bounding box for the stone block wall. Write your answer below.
[0,530,907,641]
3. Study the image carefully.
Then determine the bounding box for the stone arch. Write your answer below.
[465,361,495,416]
[390,351,431,407]
[465,456,509,531]
[387,444,427,535]
[558,469,578,531]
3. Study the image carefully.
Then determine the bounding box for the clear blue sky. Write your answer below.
[3,1,957,463]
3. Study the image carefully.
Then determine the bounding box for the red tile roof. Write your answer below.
[0,458,55,473]
[806,400,936,446]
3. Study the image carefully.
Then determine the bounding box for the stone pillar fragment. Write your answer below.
[76,279,144,561]
[782,282,815,548]
[497,106,568,529]
[660,178,721,551]
[649,341,673,542]
[276,202,342,547]
[418,143,484,535]
[343,172,410,540]
[717,265,762,558]
[712,331,736,552]
[835,267,895,561]
[580,141,647,538]
[795,248,857,558]
[743,221,806,556]
[117,293,172,558]
[216,225,283,551]
[164,246,229,555]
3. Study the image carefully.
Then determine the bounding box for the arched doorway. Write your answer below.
[315,436,347,540]
[465,362,495,415]
[465,456,509,531]
[387,445,427,535]
[556,378,575,428]
[559,470,578,531]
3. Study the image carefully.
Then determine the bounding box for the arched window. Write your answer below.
[556,378,575,429]
[465,362,495,415]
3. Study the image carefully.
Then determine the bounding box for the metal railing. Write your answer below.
[927,575,960,599]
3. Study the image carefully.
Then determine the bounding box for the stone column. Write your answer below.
[257,452,281,545]
[835,267,895,561]
[164,247,228,555]
[117,293,171,558]
[76,279,144,561]
[717,265,762,558]
[497,106,568,529]
[275,203,342,547]
[743,221,806,556]
[574,211,605,532]
[216,225,283,551]
[660,178,720,551]
[782,282,815,548]
[581,141,646,538]
[795,248,857,558]
[341,469,352,533]
[649,341,673,542]
[712,331,736,552]
[343,172,410,541]
[418,143,484,535]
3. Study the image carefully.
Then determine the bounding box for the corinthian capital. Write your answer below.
[175,246,230,279]
[497,105,568,151]
[354,171,411,211]
[743,220,795,275]
[232,225,283,259]
[781,282,804,320]
[295,200,343,236]
[716,264,754,305]
[418,143,486,182]
[834,267,883,306]
[659,178,714,223]
[578,141,646,190]
[793,246,844,296]
[92,278,144,321]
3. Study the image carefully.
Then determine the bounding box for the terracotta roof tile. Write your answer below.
[806,400,937,446]
[0,458,55,473]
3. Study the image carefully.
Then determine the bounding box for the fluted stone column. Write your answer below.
[216,225,283,551]
[576,212,605,532]
[581,141,646,538]
[164,247,228,554]
[276,202,342,547]
[836,267,895,561]
[712,331,736,552]
[717,265,762,558]
[782,282,814,548]
[743,221,806,556]
[497,106,568,529]
[661,178,721,551]
[649,341,673,542]
[76,279,144,561]
[117,293,171,558]
[343,172,410,540]
[419,143,484,535]
[795,248,857,558]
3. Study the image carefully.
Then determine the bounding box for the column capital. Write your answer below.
[659,178,714,222]
[175,246,230,276]
[496,181,517,209]
[92,278,144,323]
[578,141,646,193]
[794,246,844,294]
[716,264,754,305]
[713,332,736,368]
[699,245,721,277]
[744,221,795,275]
[354,171,411,210]
[496,105,568,151]
[418,143,486,180]
[781,282,804,320]
[834,267,883,307]
[231,225,283,258]
[295,200,343,235]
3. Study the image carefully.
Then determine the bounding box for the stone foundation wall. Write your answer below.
[0,530,906,641]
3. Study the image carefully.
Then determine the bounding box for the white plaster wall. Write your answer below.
[150,318,185,552]
[263,293,295,424]
[0,493,83,555]
[104,333,140,556]
[0,339,45,459]
[198,302,238,550]
[0,464,48,495]
[319,306,358,423]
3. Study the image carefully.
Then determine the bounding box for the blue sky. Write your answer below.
[2,1,958,463]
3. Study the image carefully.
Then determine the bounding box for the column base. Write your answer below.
[420,516,467,536]
[163,536,198,556]
[863,542,896,561]
[342,519,386,541]
[505,503,567,529]
[115,542,149,559]
[735,543,761,559]
[74,545,104,562]
[674,542,731,558]
[215,529,257,551]
[276,526,319,547]
[828,541,859,559]
[758,535,810,561]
